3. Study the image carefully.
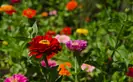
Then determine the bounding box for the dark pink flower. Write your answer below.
[11,0,21,3]
[4,74,28,82]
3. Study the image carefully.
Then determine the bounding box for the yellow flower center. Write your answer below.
[39,40,50,45]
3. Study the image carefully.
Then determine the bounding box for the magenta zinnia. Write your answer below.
[66,40,87,51]
[4,74,28,82]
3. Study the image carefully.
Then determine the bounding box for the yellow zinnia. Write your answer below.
[76,28,88,35]
[2,41,8,45]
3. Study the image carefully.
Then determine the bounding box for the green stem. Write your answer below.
[43,55,49,82]
[74,56,78,82]
[44,56,49,68]
[110,13,127,58]
[107,14,127,80]
[111,24,124,58]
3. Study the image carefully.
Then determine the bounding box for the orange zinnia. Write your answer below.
[1,4,14,11]
[41,12,48,17]
[0,7,3,12]
[58,62,72,76]
[66,0,78,11]
[22,8,36,18]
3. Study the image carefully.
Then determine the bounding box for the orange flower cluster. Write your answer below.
[66,0,78,11]
[0,5,16,15]
[22,8,36,18]
[58,62,72,76]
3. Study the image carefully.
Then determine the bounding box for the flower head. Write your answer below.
[60,27,71,35]
[1,5,14,11]
[5,9,16,15]
[58,62,72,76]
[49,10,57,16]
[41,59,57,68]
[76,28,88,35]
[55,35,70,44]
[66,0,78,11]
[4,74,28,82]
[11,0,21,4]
[41,12,48,17]
[2,41,8,45]
[45,30,56,36]
[28,35,61,59]
[22,8,36,18]
[81,63,95,72]
[0,7,3,12]
[66,40,87,51]
[127,67,133,77]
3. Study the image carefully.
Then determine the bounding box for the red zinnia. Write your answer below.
[22,8,36,18]
[127,67,133,77]
[45,30,56,36]
[60,27,71,35]
[28,35,61,59]
[5,9,16,15]
[66,0,78,11]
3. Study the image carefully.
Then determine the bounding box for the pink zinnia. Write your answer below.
[55,34,70,44]
[41,59,57,68]
[4,74,28,82]
[81,63,95,72]
[49,10,57,15]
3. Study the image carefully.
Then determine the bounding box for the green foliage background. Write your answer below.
[0,0,133,82]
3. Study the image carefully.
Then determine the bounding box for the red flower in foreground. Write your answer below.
[45,30,56,36]
[66,0,78,11]
[127,67,133,77]
[28,35,61,59]
[5,9,16,15]
[60,27,71,35]
[22,8,36,18]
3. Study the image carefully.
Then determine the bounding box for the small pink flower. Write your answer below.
[55,34,70,44]
[4,74,28,82]
[49,10,57,15]
[81,63,95,72]
[41,59,57,68]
